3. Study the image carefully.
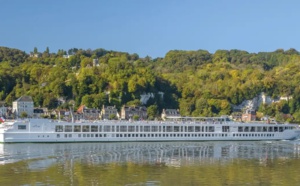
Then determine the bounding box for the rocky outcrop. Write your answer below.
[233,93,292,111]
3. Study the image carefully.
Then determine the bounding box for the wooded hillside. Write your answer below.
[1,46,300,121]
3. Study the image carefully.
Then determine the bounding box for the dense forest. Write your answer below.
[1,46,300,121]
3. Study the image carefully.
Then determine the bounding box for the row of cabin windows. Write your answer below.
[55,125,215,133]
[237,126,291,132]
[115,133,228,137]
[57,134,107,138]
[56,133,229,138]
[56,133,276,138]
[233,133,275,137]
[55,125,293,133]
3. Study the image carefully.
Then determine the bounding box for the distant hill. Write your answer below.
[1,46,300,122]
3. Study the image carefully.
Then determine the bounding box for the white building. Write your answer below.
[13,96,34,118]
[0,101,6,117]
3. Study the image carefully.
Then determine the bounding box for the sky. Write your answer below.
[1,0,300,58]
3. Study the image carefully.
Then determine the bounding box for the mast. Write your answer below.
[70,107,74,123]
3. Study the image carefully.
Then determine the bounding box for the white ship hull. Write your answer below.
[0,118,299,143]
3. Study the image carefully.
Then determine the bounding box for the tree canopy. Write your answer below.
[1,46,300,121]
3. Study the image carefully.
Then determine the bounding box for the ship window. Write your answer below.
[209,126,215,132]
[222,126,229,132]
[83,125,90,132]
[112,126,115,132]
[55,125,63,132]
[263,127,267,132]
[174,126,180,132]
[91,125,98,132]
[195,126,200,132]
[74,125,81,132]
[250,127,255,132]
[87,134,90,137]
[257,127,262,132]
[268,127,273,132]
[166,126,173,132]
[188,126,194,132]
[99,126,102,132]
[120,126,127,132]
[238,127,243,132]
[18,125,26,130]
[78,134,81,137]
[104,125,111,132]
[64,134,67,138]
[57,134,60,138]
[279,127,283,132]
[65,125,72,132]
[244,127,249,132]
[144,126,150,132]
[91,134,94,137]
[128,126,135,132]
[151,126,158,132]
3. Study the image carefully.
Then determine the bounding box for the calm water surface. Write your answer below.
[1,141,300,186]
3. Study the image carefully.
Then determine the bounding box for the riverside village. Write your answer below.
[0,93,293,123]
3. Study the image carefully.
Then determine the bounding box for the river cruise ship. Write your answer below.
[0,116,299,143]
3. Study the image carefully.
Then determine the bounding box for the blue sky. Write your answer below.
[1,0,299,58]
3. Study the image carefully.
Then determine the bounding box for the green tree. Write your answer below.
[109,114,117,120]
[147,105,158,120]
[20,111,28,118]
[133,115,139,121]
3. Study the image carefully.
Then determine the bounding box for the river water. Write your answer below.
[0,141,300,186]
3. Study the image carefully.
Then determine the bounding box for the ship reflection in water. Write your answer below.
[1,141,300,169]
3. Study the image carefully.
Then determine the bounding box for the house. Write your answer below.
[29,52,42,58]
[33,108,44,118]
[100,105,119,120]
[93,59,99,67]
[49,109,70,120]
[231,112,242,121]
[12,96,34,118]
[120,105,147,120]
[76,105,100,120]
[161,109,181,120]
[242,109,256,122]
[33,107,50,118]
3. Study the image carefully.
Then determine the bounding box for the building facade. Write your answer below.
[100,105,119,120]
[242,109,256,122]
[76,105,100,120]
[120,106,147,120]
[161,109,181,120]
[12,96,34,118]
